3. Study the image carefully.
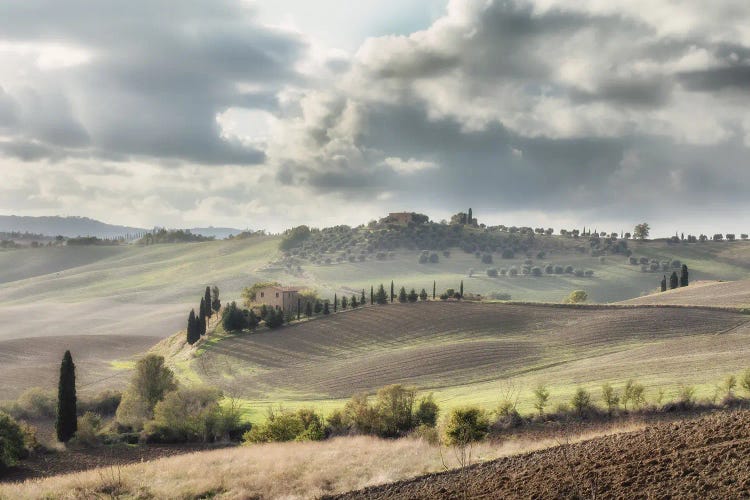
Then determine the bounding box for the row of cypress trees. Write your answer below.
[660,264,689,292]
[187,286,221,344]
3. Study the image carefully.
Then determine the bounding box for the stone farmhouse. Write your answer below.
[256,285,302,316]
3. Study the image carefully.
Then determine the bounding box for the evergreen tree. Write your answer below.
[314,300,323,314]
[375,284,388,304]
[660,275,667,292]
[433,280,436,300]
[56,350,77,442]
[351,295,358,308]
[323,301,330,315]
[460,280,464,298]
[361,289,366,305]
[419,288,428,301]
[211,286,221,317]
[670,271,679,289]
[370,285,374,305]
[468,208,473,225]
[260,304,269,319]
[341,296,348,309]
[297,298,301,320]
[398,286,407,303]
[305,300,313,317]
[680,264,689,287]
[246,309,259,330]
[204,286,212,321]
[187,309,199,344]
[408,288,418,302]
[334,293,338,313]
[390,281,394,303]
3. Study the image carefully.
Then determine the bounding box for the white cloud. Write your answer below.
[382,156,438,174]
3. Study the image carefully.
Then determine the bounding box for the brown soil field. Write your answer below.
[331,410,750,499]
[196,301,750,403]
[620,279,750,308]
[0,335,159,400]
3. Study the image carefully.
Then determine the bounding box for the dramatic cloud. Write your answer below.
[2,0,750,234]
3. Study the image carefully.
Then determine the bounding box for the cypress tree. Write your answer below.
[370,285,374,305]
[670,271,679,289]
[334,293,338,312]
[390,281,394,303]
[323,301,330,315]
[211,286,221,317]
[468,208,473,225]
[341,296,348,309]
[204,286,212,321]
[375,284,388,304]
[398,286,407,303]
[187,309,199,344]
[433,280,436,300]
[56,350,77,442]
[351,294,358,308]
[660,275,667,292]
[297,298,301,320]
[361,289,366,305]
[680,264,689,287]
[460,280,464,298]
[305,300,313,317]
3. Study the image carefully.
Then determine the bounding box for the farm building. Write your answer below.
[256,285,302,315]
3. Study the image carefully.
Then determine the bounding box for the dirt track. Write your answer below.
[332,410,750,499]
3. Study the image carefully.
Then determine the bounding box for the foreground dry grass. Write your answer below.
[0,423,645,499]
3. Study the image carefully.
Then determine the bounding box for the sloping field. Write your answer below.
[0,335,159,400]
[620,279,750,308]
[191,301,750,418]
[333,410,750,499]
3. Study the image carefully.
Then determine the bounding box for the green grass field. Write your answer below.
[167,300,750,423]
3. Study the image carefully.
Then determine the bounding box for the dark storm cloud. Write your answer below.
[678,65,750,91]
[0,0,305,165]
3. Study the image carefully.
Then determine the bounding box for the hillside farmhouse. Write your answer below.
[256,285,302,315]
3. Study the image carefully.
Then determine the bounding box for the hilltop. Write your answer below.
[0,215,146,239]
[620,279,750,308]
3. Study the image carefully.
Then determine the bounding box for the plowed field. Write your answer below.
[332,410,750,499]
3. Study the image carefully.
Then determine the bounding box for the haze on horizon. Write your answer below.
[0,0,749,237]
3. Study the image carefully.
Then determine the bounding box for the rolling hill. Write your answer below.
[620,279,750,308]
[179,301,750,420]
[0,215,146,238]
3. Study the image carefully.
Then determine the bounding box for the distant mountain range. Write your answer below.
[0,216,246,239]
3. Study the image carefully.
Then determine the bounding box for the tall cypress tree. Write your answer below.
[390,281,394,303]
[199,297,207,335]
[433,280,436,300]
[370,285,374,305]
[670,271,679,289]
[660,275,667,292]
[460,280,464,298]
[334,293,338,312]
[187,309,199,344]
[56,350,77,442]
[680,264,689,287]
[297,298,301,320]
[305,300,313,317]
[361,289,366,305]
[468,208,473,225]
[204,287,212,321]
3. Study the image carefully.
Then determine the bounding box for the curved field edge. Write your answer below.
[161,301,750,422]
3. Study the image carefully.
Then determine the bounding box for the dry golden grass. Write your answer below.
[1,422,646,499]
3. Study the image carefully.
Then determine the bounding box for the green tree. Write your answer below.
[323,301,330,315]
[444,406,489,446]
[305,300,313,318]
[532,384,549,416]
[601,383,619,417]
[460,280,464,298]
[204,286,212,322]
[433,280,436,300]
[571,388,592,416]
[334,293,338,312]
[341,296,348,309]
[375,384,416,438]
[351,295,358,308]
[186,309,198,344]
[419,288,428,301]
[408,288,418,303]
[198,297,207,335]
[390,281,395,303]
[414,394,439,427]
[670,271,679,289]
[221,302,247,332]
[370,285,374,305]
[211,286,221,317]
[375,284,388,304]
[633,222,650,240]
[564,290,588,303]
[361,289,366,305]
[0,412,26,472]
[741,368,750,396]
[56,350,77,442]
[398,286,407,303]
[680,264,689,287]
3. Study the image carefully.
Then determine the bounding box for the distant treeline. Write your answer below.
[138,228,214,245]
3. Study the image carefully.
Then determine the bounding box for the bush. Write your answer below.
[531,266,542,277]
[444,407,489,446]
[486,268,498,277]
[12,387,56,419]
[554,265,564,274]
[508,267,518,276]
[414,394,439,427]
[116,355,177,431]
[564,290,587,303]
[146,387,229,443]
[481,254,493,264]
[74,412,103,447]
[244,408,325,444]
[622,379,646,410]
[79,391,122,417]
[0,412,26,473]
[545,264,554,274]
[571,388,593,416]
[564,265,574,274]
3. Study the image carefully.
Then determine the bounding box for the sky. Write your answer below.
[1,0,750,236]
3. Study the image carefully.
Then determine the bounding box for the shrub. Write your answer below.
[486,268,498,277]
[222,301,248,332]
[571,388,593,416]
[531,266,542,276]
[545,264,554,274]
[508,267,518,276]
[564,290,587,303]
[414,394,439,428]
[146,387,230,443]
[622,379,646,410]
[500,268,507,276]
[12,387,56,419]
[554,265,564,274]
[116,355,177,430]
[74,412,103,447]
[741,368,750,395]
[0,412,27,473]
[564,265,574,274]
[481,254,493,264]
[375,385,416,438]
[574,269,584,277]
[444,407,489,446]
[532,385,550,416]
[601,383,619,417]
[244,407,325,444]
[79,391,122,417]
[584,270,594,277]
[429,252,439,263]
[677,385,696,408]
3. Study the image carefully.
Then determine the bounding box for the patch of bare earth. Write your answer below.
[331,410,750,499]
